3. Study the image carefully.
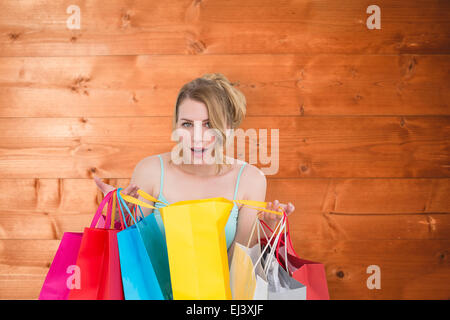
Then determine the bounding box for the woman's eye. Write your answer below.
[181,122,210,128]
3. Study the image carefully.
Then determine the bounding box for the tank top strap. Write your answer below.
[233,162,247,200]
[157,154,164,196]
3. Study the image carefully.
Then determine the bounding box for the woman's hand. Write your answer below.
[94,176,139,197]
[261,200,295,229]
[93,175,140,220]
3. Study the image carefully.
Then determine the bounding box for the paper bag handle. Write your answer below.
[118,189,159,210]
[90,190,114,228]
[119,188,285,217]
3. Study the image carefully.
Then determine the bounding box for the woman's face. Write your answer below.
[176,98,218,162]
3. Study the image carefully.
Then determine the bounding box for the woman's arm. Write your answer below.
[228,164,267,260]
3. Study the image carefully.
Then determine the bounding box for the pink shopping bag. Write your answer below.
[39,232,83,300]
[39,196,120,300]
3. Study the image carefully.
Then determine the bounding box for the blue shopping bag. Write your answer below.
[116,188,172,300]
[133,206,172,299]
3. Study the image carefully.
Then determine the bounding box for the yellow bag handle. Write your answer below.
[119,189,283,216]
[137,189,170,206]
[233,199,284,216]
[118,188,170,210]
[119,193,157,210]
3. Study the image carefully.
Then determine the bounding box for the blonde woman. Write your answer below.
[94,73,295,259]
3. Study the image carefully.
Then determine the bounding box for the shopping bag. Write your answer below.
[229,216,269,300]
[68,190,124,300]
[162,198,285,300]
[260,212,330,300]
[39,203,114,300]
[257,214,307,300]
[119,189,173,299]
[115,188,171,300]
[159,197,233,299]
[121,192,282,300]
[262,251,307,300]
[230,212,289,300]
[39,232,83,300]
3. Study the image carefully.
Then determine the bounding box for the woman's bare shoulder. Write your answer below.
[243,162,266,182]
[131,153,164,192]
[239,162,267,197]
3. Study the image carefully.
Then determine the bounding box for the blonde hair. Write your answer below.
[170,73,247,174]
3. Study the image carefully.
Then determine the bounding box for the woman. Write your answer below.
[93,73,295,259]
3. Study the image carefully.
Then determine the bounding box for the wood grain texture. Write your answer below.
[0,0,449,300]
[0,116,448,178]
[0,55,448,117]
[1,239,448,299]
[0,0,449,56]
[2,210,449,241]
[0,178,448,215]
[0,178,448,240]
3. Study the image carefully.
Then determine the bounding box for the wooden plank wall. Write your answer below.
[0,0,449,299]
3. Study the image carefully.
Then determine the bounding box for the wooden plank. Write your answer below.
[0,212,92,240]
[0,178,448,214]
[266,178,450,214]
[0,178,128,214]
[0,0,449,56]
[284,239,450,300]
[1,210,449,241]
[0,55,448,117]
[0,239,448,299]
[0,116,448,178]
[0,178,448,240]
[0,240,58,300]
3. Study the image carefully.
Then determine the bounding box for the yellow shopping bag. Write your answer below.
[120,190,283,300]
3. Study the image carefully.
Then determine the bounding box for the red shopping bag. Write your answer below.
[68,190,125,300]
[259,212,330,300]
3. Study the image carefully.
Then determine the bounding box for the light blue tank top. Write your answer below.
[152,154,246,250]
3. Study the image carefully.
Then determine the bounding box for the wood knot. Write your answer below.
[132,92,139,103]
[353,94,363,102]
[187,39,206,54]
[299,104,305,116]
[349,66,358,78]
[408,57,417,72]
[336,270,345,278]
[300,165,308,172]
[121,13,131,28]
[399,55,417,79]
[70,76,90,95]
[8,32,20,41]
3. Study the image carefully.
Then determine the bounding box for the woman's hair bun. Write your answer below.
[201,73,246,128]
